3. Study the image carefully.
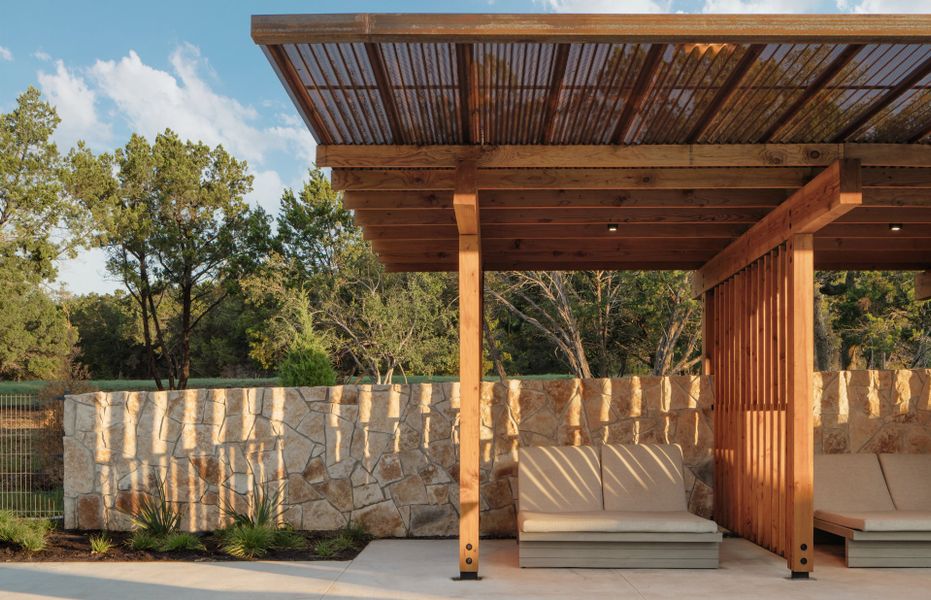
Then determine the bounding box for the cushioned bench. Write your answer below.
[517,443,721,568]
[814,453,931,567]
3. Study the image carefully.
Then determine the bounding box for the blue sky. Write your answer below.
[0,0,925,294]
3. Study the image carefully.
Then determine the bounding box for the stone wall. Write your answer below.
[63,369,931,536]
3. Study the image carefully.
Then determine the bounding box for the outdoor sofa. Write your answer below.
[517,443,722,568]
[814,453,931,567]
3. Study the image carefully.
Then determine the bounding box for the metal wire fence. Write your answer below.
[0,393,63,520]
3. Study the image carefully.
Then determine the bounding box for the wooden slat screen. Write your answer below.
[707,234,814,573]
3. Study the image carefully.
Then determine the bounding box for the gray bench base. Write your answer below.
[815,517,931,568]
[519,532,722,569]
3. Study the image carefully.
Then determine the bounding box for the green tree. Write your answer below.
[67,291,147,379]
[1,87,87,280]
[0,262,75,379]
[71,130,271,389]
[272,169,457,383]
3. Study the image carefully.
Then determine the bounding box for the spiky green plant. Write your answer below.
[272,526,306,551]
[128,529,161,551]
[128,474,182,536]
[89,533,113,555]
[222,481,284,528]
[159,532,205,552]
[0,510,52,552]
[220,523,276,559]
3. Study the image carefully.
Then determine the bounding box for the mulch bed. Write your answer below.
[0,530,366,562]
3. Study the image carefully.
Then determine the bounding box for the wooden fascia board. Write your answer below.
[692,159,862,296]
[251,14,931,44]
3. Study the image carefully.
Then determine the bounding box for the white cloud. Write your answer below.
[247,169,287,215]
[0,46,12,61]
[37,60,112,148]
[541,0,671,12]
[33,50,51,62]
[703,0,815,11]
[89,43,315,167]
[838,0,929,12]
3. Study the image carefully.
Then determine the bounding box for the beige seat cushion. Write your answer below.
[518,510,718,534]
[518,445,603,513]
[815,510,931,532]
[601,444,688,512]
[879,454,931,511]
[814,453,895,513]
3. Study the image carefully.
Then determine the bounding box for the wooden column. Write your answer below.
[455,160,481,579]
[702,290,715,377]
[786,233,814,575]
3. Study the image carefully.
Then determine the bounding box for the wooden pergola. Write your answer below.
[252,13,931,578]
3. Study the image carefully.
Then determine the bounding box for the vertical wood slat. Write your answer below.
[707,238,814,573]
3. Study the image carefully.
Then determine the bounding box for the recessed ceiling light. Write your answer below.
[889,223,903,232]
[607,223,619,232]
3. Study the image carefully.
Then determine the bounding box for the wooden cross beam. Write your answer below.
[692,159,863,296]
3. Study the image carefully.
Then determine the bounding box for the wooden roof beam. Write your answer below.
[331,167,814,191]
[316,143,931,169]
[686,44,765,143]
[762,44,864,142]
[832,53,931,142]
[453,160,479,235]
[692,159,863,296]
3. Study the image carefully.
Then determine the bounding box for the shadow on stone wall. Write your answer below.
[63,369,930,537]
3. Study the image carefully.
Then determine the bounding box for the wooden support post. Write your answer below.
[455,160,481,579]
[702,290,715,376]
[786,233,814,576]
[917,270,931,301]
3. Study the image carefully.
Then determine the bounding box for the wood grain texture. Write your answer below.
[693,159,862,296]
[318,143,931,168]
[458,234,481,576]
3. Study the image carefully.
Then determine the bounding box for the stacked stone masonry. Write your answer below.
[63,370,931,536]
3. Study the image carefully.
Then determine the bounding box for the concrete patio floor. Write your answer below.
[2,538,931,599]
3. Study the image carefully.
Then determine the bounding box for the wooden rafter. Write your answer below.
[541,44,571,143]
[612,44,664,144]
[262,45,333,145]
[364,43,407,144]
[455,43,477,144]
[832,54,931,142]
[685,44,765,143]
[762,44,864,142]
[693,159,863,296]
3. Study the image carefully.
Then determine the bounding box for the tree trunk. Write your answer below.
[136,258,164,391]
[482,313,507,382]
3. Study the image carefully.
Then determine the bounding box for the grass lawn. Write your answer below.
[0,374,575,395]
[0,377,280,395]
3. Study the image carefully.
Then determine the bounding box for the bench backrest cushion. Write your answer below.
[879,454,931,511]
[814,453,895,513]
[601,443,688,512]
[518,445,603,513]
